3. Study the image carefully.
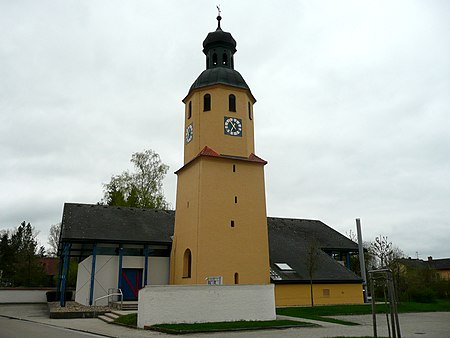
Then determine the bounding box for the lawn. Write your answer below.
[114,314,316,332]
[276,299,450,324]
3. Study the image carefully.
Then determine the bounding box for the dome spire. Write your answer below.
[216,5,222,30]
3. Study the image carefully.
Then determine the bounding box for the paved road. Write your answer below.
[0,316,105,338]
[1,304,449,337]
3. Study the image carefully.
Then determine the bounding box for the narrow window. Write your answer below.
[232,164,236,172]
[230,220,235,228]
[229,94,236,112]
[187,201,190,208]
[222,53,228,65]
[248,102,252,120]
[234,196,238,204]
[234,272,239,284]
[183,249,192,278]
[212,53,218,66]
[204,94,211,111]
[188,101,192,119]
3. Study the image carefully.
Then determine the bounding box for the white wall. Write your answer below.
[75,255,170,306]
[137,284,276,328]
[0,289,53,303]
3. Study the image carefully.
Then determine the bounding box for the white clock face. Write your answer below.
[224,117,242,137]
[185,124,193,143]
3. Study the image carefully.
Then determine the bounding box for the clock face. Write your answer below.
[185,124,193,144]
[224,117,242,137]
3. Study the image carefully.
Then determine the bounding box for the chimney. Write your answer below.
[428,256,433,262]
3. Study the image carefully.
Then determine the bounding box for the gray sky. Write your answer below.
[1,0,449,259]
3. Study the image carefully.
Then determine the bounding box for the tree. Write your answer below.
[102,149,170,209]
[369,235,403,269]
[47,222,61,257]
[306,238,321,307]
[0,222,47,286]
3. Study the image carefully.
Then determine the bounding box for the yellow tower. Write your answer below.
[170,15,270,285]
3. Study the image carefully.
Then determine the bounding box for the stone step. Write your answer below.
[98,314,116,324]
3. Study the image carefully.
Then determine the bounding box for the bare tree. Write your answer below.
[47,222,61,257]
[306,238,321,307]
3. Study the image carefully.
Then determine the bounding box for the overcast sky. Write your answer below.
[1,1,449,259]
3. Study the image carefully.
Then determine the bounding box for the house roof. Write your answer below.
[267,218,362,283]
[429,258,450,270]
[399,257,450,271]
[60,203,362,283]
[61,203,174,245]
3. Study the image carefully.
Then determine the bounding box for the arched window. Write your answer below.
[248,102,252,120]
[229,94,236,112]
[204,94,211,111]
[212,53,218,66]
[183,249,192,278]
[188,101,192,119]
[222,53,228,65]
[234,272,239,284]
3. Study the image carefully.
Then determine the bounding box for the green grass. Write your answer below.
[114,314,314,332]
[114,313,137,327]
[276,300,450,325]
[152,319,315,332]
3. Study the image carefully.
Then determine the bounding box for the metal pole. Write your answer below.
[356,218,368,303]
[144,244,149,286]
[370,272,378,338]
[89,243,97,306]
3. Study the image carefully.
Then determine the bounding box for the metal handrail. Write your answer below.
[93,288,123,317]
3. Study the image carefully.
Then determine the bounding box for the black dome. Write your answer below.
[190,68,248,91]
[203,28,237,54]
[183,68,255,102]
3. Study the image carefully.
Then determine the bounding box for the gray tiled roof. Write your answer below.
[60,203,362,283]
[267,218,362,283]
[61,203,174,244]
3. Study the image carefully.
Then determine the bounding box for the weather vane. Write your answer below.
[216,5,221,17]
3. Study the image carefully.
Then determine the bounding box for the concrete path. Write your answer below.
[1,304,449,337]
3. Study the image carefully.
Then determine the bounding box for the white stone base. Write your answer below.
[137,284,276,328]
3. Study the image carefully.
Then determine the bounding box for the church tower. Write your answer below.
[170,15,270,285]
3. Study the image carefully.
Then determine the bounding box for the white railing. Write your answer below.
[93,288,123,317]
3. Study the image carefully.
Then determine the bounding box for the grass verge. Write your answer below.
[114,313,137,327]
[277,300,450,325]
[150,319,316,333]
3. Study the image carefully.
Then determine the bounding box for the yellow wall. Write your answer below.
[183,84,255,164]
[170,156,270,285]
[275,283,364,307]
[437,269,450,280]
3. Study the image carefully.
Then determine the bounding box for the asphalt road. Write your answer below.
[0,316,105,338]
[1,303,450,338]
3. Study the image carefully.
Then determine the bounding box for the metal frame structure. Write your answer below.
[369,268,401,338]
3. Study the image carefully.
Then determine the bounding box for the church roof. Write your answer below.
[267,218,361,283]
[188,68,251,93]
[60,203,361,283]
[60,203,174,245]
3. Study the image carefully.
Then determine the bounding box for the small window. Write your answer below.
[222,53,228,65]
[234,196,238,204]
[230,220,235,228]
[188,101,192,119]
[323,289,330,297]
[229,94,236,112]
[204,94,211,111]
[232,164,236,172]
[183,249,192,278]
[234,272,239,284]
[248,102,252,120]
[275,263,293,271]
[212,53,218,66]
